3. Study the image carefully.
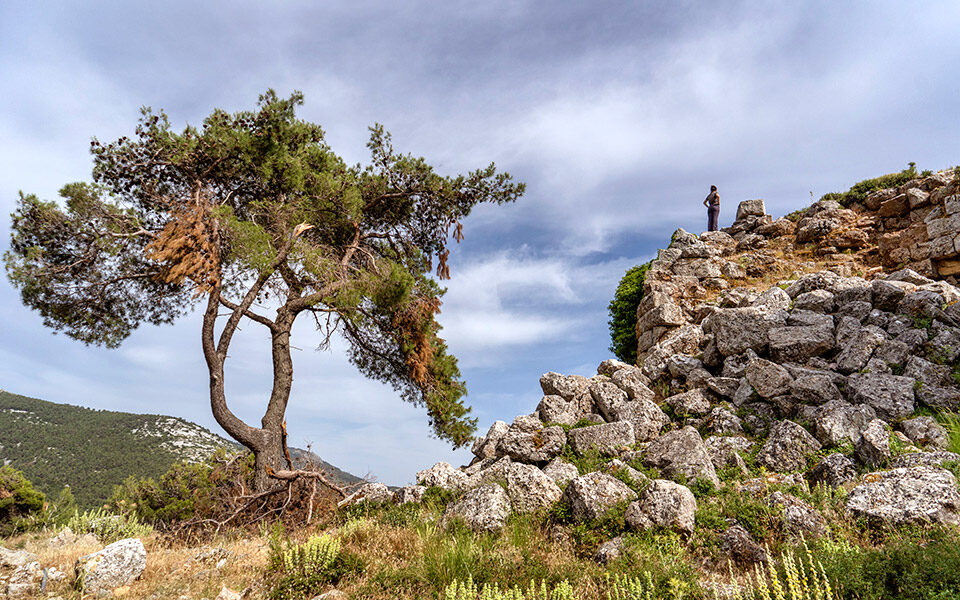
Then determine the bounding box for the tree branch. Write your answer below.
[218,296,278,332]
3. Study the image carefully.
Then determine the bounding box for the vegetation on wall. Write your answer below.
[819,162,920,207]
[607,262,651,365]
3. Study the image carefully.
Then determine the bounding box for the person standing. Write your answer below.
[703,185,720,232]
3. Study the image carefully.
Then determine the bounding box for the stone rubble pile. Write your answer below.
[345,175,960,567]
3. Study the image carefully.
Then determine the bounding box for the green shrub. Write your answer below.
[608,262,651,364]
[819,163,918,207]
[66,507,152,542]
[110,449,256,526]
[0,466,46,536]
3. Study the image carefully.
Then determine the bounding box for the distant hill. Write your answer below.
[0,388,361,508]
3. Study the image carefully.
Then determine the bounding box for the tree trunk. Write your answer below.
[201,291,299,492]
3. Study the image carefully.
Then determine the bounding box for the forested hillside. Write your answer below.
[0,389,233,508]
[0,389,362,509]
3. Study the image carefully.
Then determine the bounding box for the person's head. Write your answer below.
[710,185,717,192]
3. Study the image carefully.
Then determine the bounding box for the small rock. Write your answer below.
[721,524,768,566]
[900,416,949,449]
[594,536,625,565]
[855,419,892,467]
[215,587,243,600]
[809,453,856,488]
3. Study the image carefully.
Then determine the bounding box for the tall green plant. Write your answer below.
[0,466,45,536]
[608,262,651,364]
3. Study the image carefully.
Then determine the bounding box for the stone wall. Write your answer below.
[865,171,960,277]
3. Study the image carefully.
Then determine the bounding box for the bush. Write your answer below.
[608,262,651,364]
[819,163,918,207]
[66,507,153,542]
[0,466,45,536]
[269,531,347,600]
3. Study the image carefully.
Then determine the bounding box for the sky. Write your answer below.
[1,1,958,485]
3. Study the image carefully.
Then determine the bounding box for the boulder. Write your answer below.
[75,538,147,595]
[479,462,562,513]
[768,491,828,538]
[705,307,786,356]
[917,385,960,411]
[721,524,768,566]
[610,368,656,402]
[417,462,469,490]
[736,199,766,220]
[442,485,512,532]
[643,426,720,486]
[900,416,949,449]
[598,359,634,376]
[890,451,960,469]
[846,373,916,421]
[757,420,821,472]
[792,290,836,313]
[472,421,509,459]
[568,421,635,456]
[563,472,638,521]
[540,372,590,401]
[904,356,950,387]
[591,380,630,421]
[625,480,697,534]
[846,467,960,525]
[854,419,892,467]
[338,482,393,507]
[665,389,711,416]
[835,329,885,373]
[813,400,877,446]
[610,398,671,442]
[706,436,752,475]
[768,326,835,363]
[394,485,427,504]
[745,358,794,398]
[808,453,856,488]
[498,423,566,463]
[537,395,578,426]
[704,406,744,435]
[542,458,580,487]
[790,374,841,405]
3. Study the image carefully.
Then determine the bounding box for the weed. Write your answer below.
[66,507,153,542]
